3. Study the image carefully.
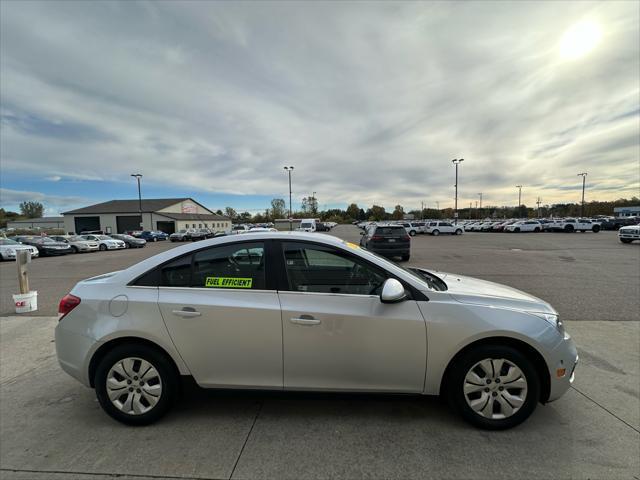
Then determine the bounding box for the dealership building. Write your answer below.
[62,198,231,234]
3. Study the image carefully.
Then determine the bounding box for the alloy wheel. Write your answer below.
[106,357,163,415]
[463,358,528,420]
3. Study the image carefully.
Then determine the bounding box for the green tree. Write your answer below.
[391,204,404,220]
[239,211,252,221]
[368,205,386,221]
[270,198,286,219]
[346,203,360,220]
[19,201,44,218]
[224,207,237,220]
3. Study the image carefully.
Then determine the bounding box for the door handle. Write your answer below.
[290,316,321,326]
[172,307,201,318]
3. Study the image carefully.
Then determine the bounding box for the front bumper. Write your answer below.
[106,244,126,250]
[546,334,579,402]
[42,247,71,255]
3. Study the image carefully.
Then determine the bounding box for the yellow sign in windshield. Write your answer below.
[205,277,253,288]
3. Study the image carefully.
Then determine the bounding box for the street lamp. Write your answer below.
[578,172,588,217]
[131,174,143,229]
[283,166,294,230]
[452,158,464,224]
[516,185,523,217]
[478,192,483,219]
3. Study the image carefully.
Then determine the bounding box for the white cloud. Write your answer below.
[0,1,638,210]
[0,188,90,216]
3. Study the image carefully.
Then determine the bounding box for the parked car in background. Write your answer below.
[548,218,600,233]
[425,221,463,236]
[0,238,39,260]
[297,219,318,233]
[396,222,421,236]
[231,225,250,234]
[245,227,278,233]
[189,229,213,241]
[81,234,126,251]
[315,222,330,232]
[360,224,411,260]
[55,231,577,429]
[110,234,147,248]
[50,235,100,253]
[464,222,481,232]
[491,221,513,232]
[138,231,169,242]
[618,225,640,244]
[126,230,143,238]
[504,221,543,233]
[14,236,73,256]
[169,229,196,242]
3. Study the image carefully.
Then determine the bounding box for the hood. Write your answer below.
[433,271,555,314]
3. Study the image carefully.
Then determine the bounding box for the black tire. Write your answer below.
[514,227,520,233]
[124,243,130,249]
[409,230,416,236]
[534,227,540,232]
[455,229,462,235]
[153,237,157,242]
[401,254,410,261]
[94,344,179,426]
[99,244,107,251]
[71,246,79,253]
[446,344,540,430]
[432,230,440,236]
[592,225,600,233]
[564,225,574,232]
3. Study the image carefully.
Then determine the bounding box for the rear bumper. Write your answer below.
[368,246,410,256]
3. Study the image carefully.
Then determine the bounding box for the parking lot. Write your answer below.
[1,225,639,479]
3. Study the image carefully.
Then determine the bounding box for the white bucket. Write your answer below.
[13,291,38,314]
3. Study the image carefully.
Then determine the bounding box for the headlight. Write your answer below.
[530,312,564,334]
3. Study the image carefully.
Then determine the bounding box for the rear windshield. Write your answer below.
[375,227,406,235]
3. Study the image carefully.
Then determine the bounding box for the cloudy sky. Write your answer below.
[1,1,638,215]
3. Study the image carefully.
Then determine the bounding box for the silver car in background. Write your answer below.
[55,232,577,429]
[50,235,100,253]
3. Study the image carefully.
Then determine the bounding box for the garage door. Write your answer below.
[156,221,175,234]
[74,216,100,233]
[116,215,142,233]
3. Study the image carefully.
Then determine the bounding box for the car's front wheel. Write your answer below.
[401,253,410,261]
[447,345,540,430]
[99,244,107,251]
[432,230,440,236]
[455,229,462,235]
[94,344,178,426]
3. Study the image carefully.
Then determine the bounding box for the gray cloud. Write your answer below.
[0,0,638,209]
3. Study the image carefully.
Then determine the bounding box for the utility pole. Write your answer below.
[131,174,143,229]
[469,202,472,219]
[516,185,523,218]
[478,193,483,219]
[284,166,294,230]
[436,201,440,211]
[452,158,464,224]
[578,172,588,217]
[475,200,478,218]
[421,201,424,219]
[536,197,542,218]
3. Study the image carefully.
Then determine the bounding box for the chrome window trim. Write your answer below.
[157,286,276,294]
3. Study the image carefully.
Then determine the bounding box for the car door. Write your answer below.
[157,240,283,388]
[277,241,427,392]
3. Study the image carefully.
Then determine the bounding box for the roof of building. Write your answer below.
[8,216,64,223]
[159,212,229,221]
[63,198,202,215]
[613,206,640,211]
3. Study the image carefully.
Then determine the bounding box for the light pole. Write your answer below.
[284,166,294,230]
[452,158,464,224]
[478,192,483,219]
[536,197,542,218]
[131,174,143,229]
[578,172,588,217]
[312,191,316,215]
[516,185,523,217]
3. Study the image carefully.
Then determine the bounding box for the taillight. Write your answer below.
[58,294,81,320]
[403,235,411,241]
[371,235,383,241]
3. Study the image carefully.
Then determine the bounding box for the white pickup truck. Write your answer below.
[618,225,640,243]
[548,218,601,233]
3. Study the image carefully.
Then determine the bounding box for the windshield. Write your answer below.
[68,236,84,241]
[0,239,19,245]
[98,235,111,240]
[300,222,312,228]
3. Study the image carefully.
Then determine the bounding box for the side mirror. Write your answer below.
[380,278,406,303]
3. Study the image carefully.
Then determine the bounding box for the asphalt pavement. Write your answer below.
[1,225,639,479]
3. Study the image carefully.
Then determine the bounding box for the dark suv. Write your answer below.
[359,225,411,261]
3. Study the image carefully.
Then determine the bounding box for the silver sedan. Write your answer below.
[55,232,577,429]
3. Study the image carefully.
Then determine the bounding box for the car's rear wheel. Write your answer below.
[564,225,574,232]
[534,227,540,232]
[447,345,539,430]
[153,237,157,242]
[592,225,600,233]
[514,227,520,233]
[95,344,178,426]
[99,244,107,251]
[401,254,410,261]
[455,229,462,235]
[71,246,79,253]
[432,230,440,236]
[409,230,416,236]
